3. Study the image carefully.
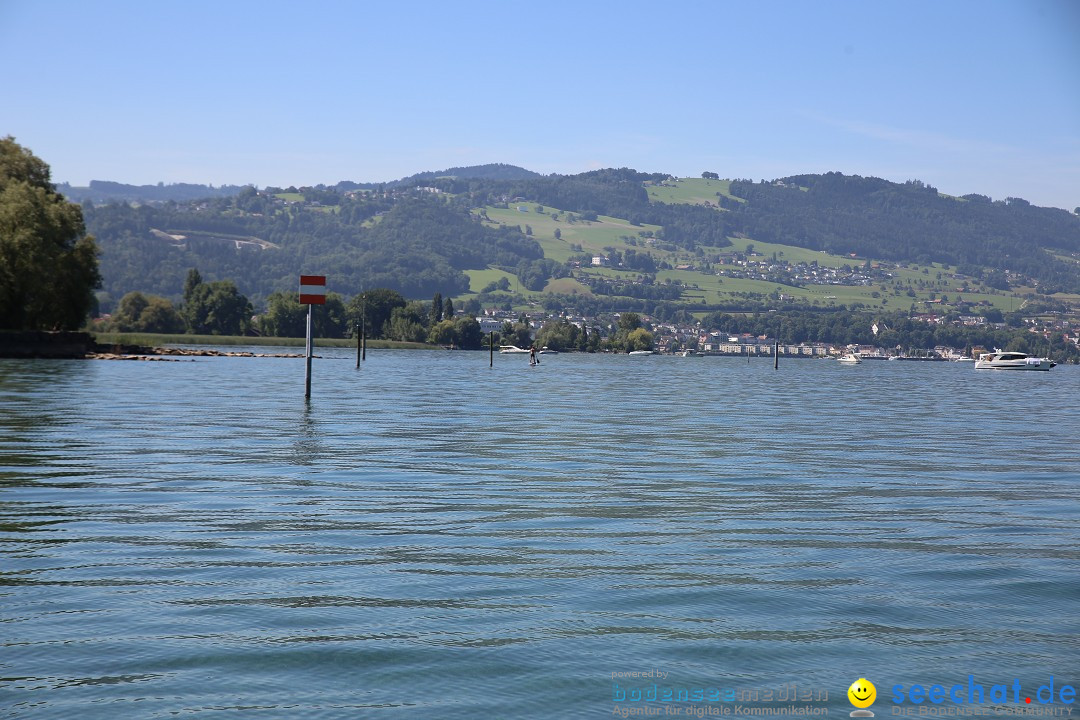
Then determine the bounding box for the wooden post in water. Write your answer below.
[773,340,779,370]
[489,331,494,367]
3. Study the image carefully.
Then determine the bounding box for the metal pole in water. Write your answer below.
[773,340,779,369]
[361,292,366,361]
[356,322,361,369]
[305,304,313,398]
[489,331,494,367]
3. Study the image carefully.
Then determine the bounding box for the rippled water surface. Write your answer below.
[2,350,1078,718]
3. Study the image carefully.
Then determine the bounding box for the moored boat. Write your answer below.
[974,350,1055,371]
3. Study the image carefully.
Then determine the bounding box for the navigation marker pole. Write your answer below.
[299,274,327,398]
[305,304,313,397]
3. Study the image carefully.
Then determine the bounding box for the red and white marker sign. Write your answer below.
[299,275,326,305]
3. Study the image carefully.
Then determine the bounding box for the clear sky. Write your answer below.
[2,0,1078,209]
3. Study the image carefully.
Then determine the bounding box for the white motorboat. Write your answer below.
[499,345,530,354]
[627,350,654,356]
[974,350,1055,371]
[679,349,702,357]
[837,353,862,364]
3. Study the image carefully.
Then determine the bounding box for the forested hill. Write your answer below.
[400,168,1080,292]
[86,195,542,307]
[393,163,542,185]
[727,173,1080,293]
[81,167,1080,311]
[58,180,250,204]
[331,163,542,192]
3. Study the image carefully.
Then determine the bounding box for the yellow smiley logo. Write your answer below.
[848,678,876,708]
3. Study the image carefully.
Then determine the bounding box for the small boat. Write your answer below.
[628,350,654,356]
[837,353,862,364]
[499,345,530,354]
[538,347,558,354]
[974,350,1055,371]
[679,349,703,357]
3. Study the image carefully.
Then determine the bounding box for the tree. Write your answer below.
[185,280,252,335]
[431,292,443,324]
[386,301,428,343]
[443,296,454,319]
[258,291,307,337]
[0,137,101,330]
[502,321,533,348]
[112,291,184,333]
[702,171,719,180]
[427,319,457,346]
[617,312,642,332]
[136,296,185,333]
[346,288,406,339]
[453,316,483,349]
[535,318,581,352]
[314,292,347,338]
[183,268,202,305]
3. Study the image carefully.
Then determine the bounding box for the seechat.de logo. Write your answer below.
[848,678,877,717]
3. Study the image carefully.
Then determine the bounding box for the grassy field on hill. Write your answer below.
[465,268,528,293]
[461,195,1031,313]
[480,204,663,262]
[646,177,745,206]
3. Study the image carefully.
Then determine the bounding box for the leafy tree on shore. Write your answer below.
[0,137,101,330]
[346,288,407,338]
[431,292,443,324]
[625,327,654,352]
[258,291,307,337]
[313,292,347,338]
[183,274,252,335]
[386,301,429,343]
[502,321,533,348]
[111,291,184,333]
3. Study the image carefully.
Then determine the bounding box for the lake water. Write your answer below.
[2,350,1077,719]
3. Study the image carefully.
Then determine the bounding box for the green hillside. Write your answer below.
[645,177,744,206]
[81,167,1080,321]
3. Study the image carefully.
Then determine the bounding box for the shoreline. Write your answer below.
[89,332,437,351]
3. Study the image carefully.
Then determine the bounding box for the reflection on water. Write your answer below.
[1,351,1078,718]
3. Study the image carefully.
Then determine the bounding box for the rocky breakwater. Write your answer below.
[88,346,310,360]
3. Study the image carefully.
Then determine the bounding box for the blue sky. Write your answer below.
[2,0,1078,209]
